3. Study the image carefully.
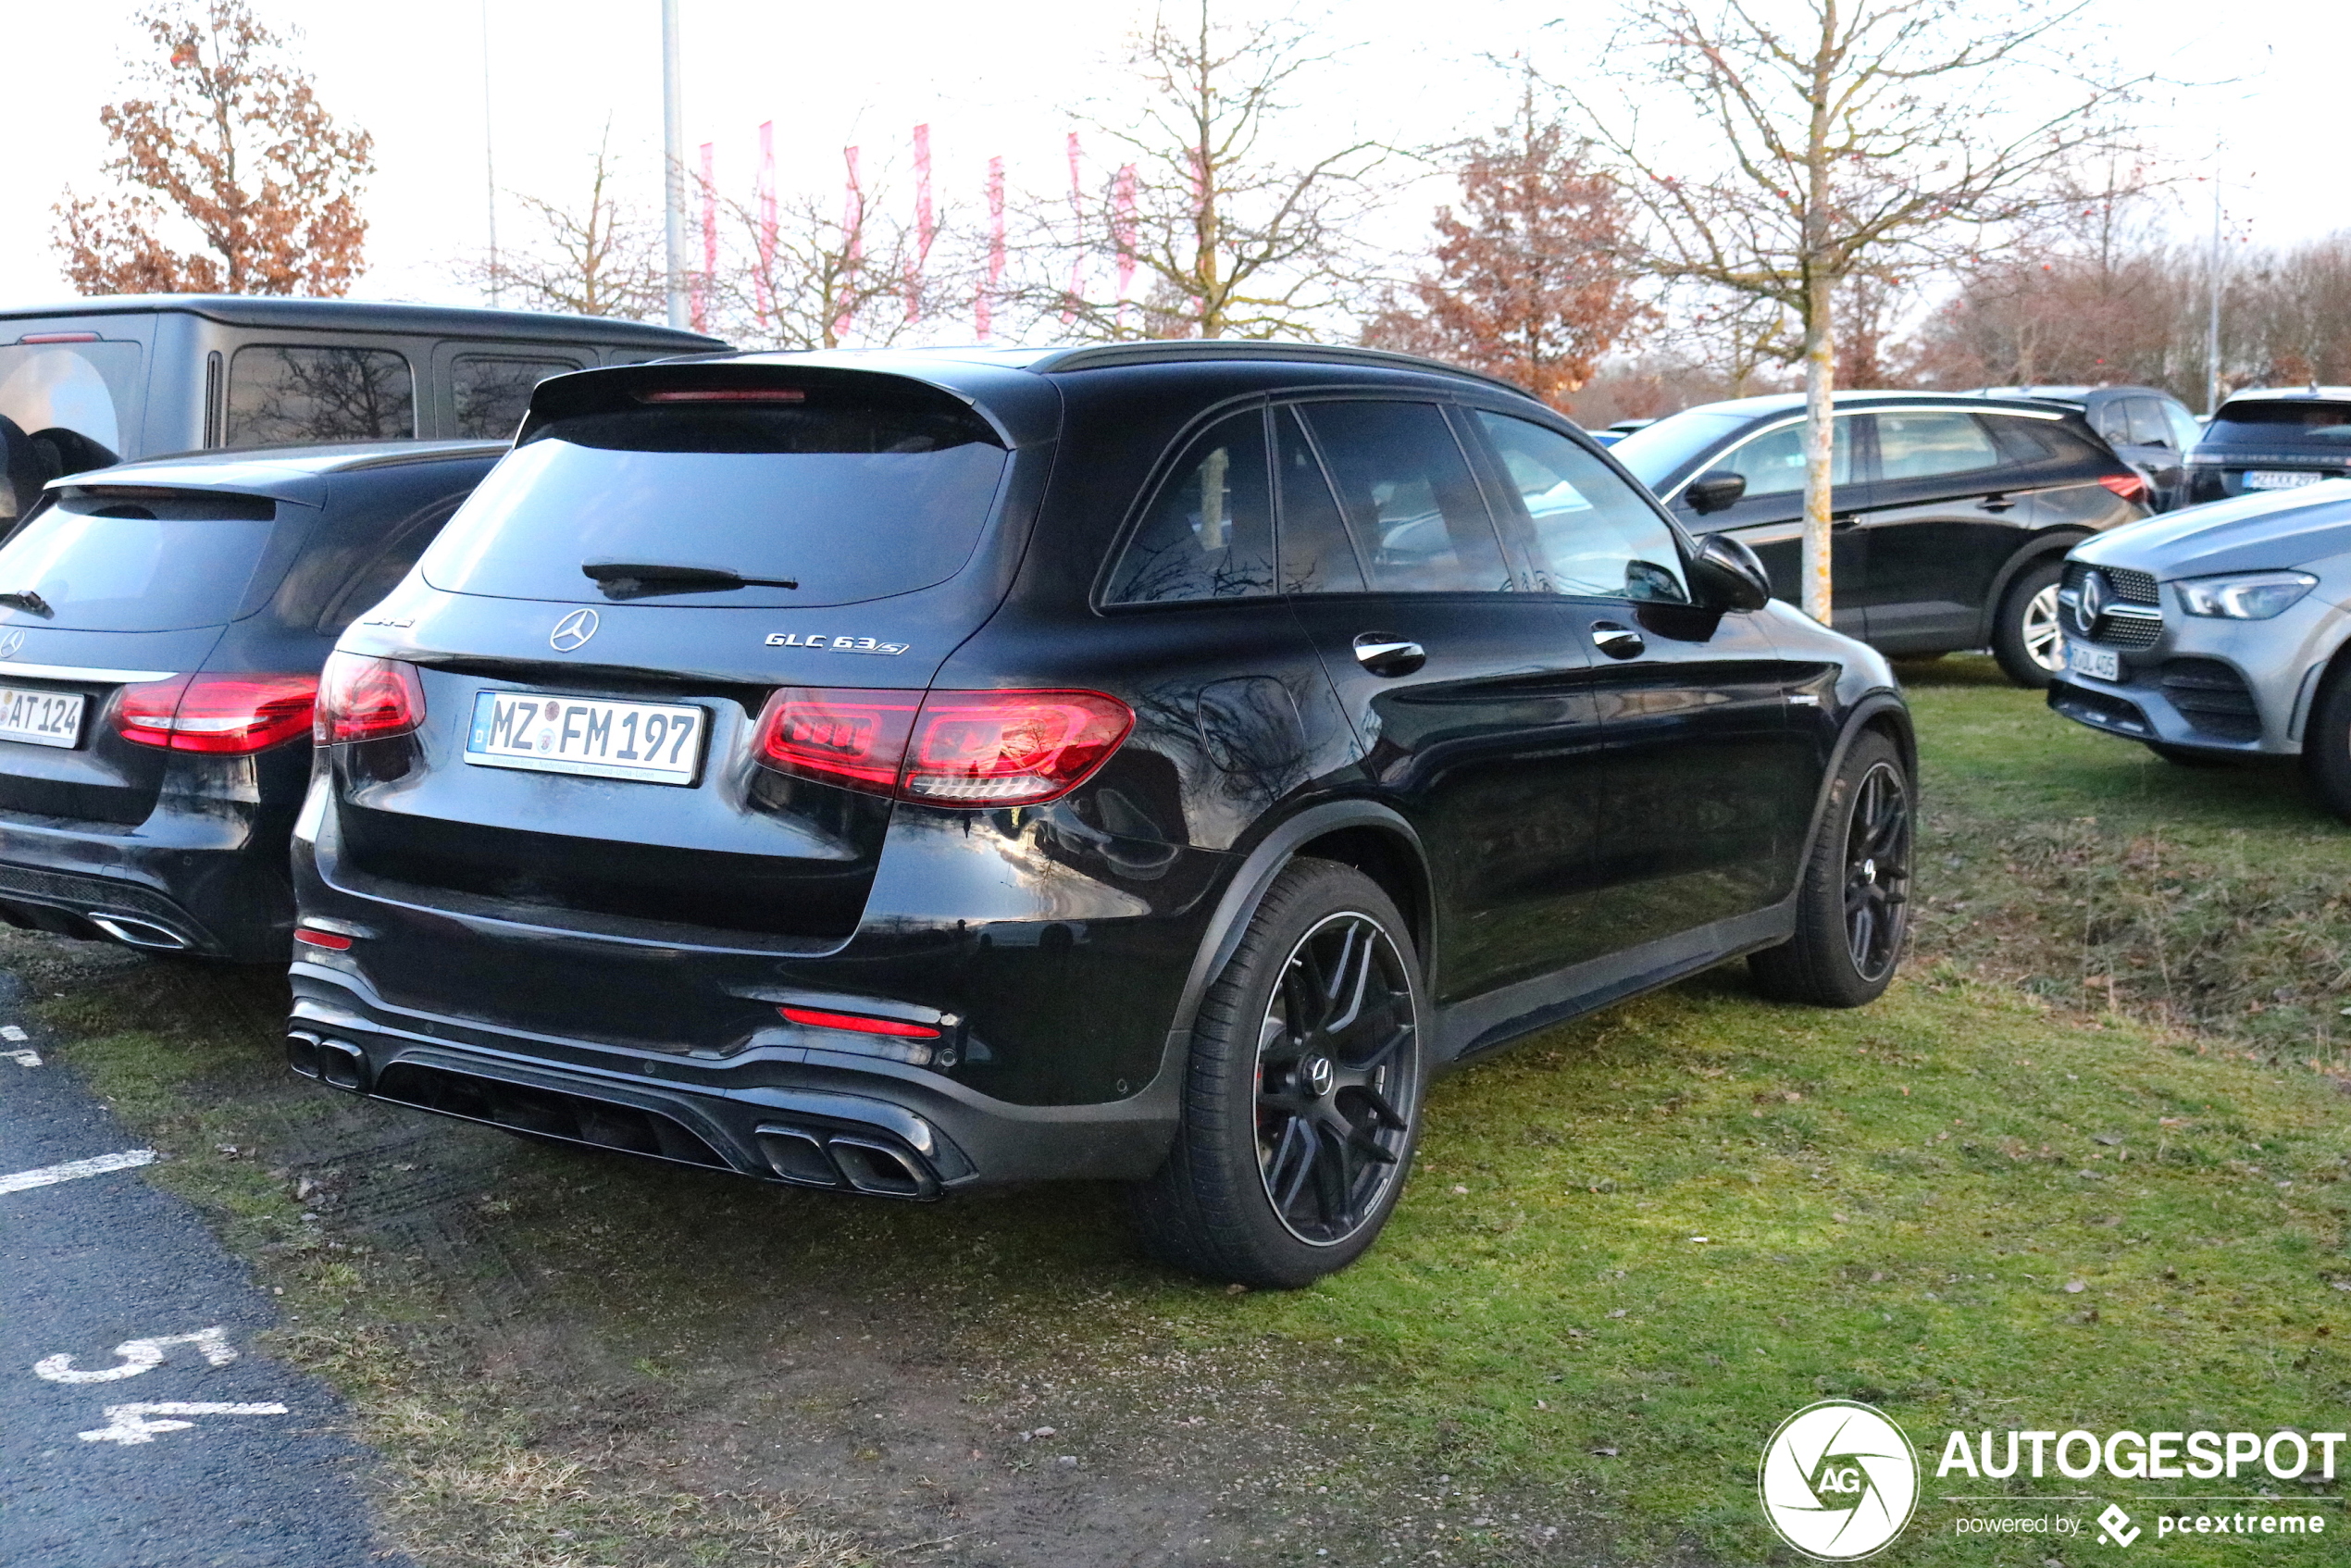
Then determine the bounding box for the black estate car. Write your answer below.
[0,441,502,960]
[288,342,1915,1285]
[0,295,722,518]
[1612,392,2149,687]
[2186,387,2351,504]
[1967,385,2204,512]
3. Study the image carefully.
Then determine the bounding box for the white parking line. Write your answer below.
[79,1401,290,1445]
[0,1149,157,1195]
[4,1049,38,1067]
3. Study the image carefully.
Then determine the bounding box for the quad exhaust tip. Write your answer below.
[284,1030,370,1093]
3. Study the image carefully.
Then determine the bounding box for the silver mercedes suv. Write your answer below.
[2047,479,2351,816]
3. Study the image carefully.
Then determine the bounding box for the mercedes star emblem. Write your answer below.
[548,608,601,653]
[2074,570,2108,635]
[0,631,24,660]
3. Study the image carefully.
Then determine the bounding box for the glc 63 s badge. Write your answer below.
[765,632,910,655]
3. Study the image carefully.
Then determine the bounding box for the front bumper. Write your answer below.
[2046,592,2346,757]
[288,962,1185,1194]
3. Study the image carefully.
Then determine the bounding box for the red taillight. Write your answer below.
[314,653,426,744]
[639,388,806,403]
[292,927,354,951]
[117,674,317,754]
[777,1004,940,1039]
[751,687,1133,806]
[2098,472,2148,503]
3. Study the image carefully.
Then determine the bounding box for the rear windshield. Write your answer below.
[0,490,278,632]
[419,396,1010,607]
[2205,401,2351,445]
[0,338,143,468]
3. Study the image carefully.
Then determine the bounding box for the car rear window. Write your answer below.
[0,338,143,469]
[419,392,1010,608]
[0,488,278,631]
[2205,401,2351,444]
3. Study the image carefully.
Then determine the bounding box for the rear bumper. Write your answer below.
[0,809,295,960]
[286,963,1185,1193]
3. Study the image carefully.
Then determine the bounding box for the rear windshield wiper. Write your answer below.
[0,590,53,617]
[581,562,799,600]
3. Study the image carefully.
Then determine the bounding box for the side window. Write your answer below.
[452,356,579,441]
[1101,410,1275,605]
[1275,407,1365,593]
[1710,416,1857,498]
[1873,411,2000,482]
[2089,399,2134,449]
[2166,402,2205,452]
[2125,397,2174,449]
[227,345,416,446]
[1295,401,1510,593]
[1474,412,1688,603]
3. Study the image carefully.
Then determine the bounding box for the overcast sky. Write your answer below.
[0,0,2332,322]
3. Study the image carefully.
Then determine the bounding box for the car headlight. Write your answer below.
[2172,570,2320,619]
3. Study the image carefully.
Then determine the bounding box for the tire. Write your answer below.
[1990,558,2067,689]
[2146,741,2233,768]
[2302,669,2351,822]
[1129,858,1425,1288]
[1749,731,1913,1008]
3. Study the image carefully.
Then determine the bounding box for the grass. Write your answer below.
[15,654,2351,1565]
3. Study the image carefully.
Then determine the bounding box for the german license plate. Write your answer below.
[2245,469,2328,490]
[0,684,85,749]
[2068,641,2120,682]
[464,691,705,785]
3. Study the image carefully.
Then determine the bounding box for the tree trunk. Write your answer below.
[1801,270,1835,624]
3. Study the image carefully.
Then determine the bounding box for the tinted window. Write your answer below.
[0,339,143,469]
[2124,397,2174,448]
[1297,402,1509,593]
[2089,399,2133,448]
[1611,408,1749,489]
[1474,412,1686,602]
[452,356,578,441]
[421,393,1009,608]
[317,493,470,634]
[2166,403,2205,452]
[0,490,277,631]
[1275,407,1364,593]
[2207,401,2351,444]
[1708,417,1857,498]
[228,345,416,445]
[1102,411,1275,604]
[1874,411,2000,481]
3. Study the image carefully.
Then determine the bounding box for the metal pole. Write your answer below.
[2206,169,2223,417]
[662,0,689,330]
[481,0,498,307]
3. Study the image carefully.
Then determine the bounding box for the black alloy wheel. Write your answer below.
[1253,911,1418,1246]
[1132,859,1425,1287]
[1750,730,1913,1008]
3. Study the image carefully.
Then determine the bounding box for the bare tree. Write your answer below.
[1362,85,1653,408]
[53,0,374,296]
[701,159,957,351]
[1016,1,1388,341]
[1566,0,2142,620]
[454,132,664,320]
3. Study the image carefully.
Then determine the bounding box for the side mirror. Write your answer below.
[1684,468,1747,515]
[1691,533,1773,613]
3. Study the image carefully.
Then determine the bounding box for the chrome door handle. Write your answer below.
[1351,633,1425,677]
[1591,621,1645,660]
[1980,493,2017,513]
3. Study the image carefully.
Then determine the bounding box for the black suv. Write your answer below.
[1966,385,2204,512]
[1612,392,2149,687]
[2186,387,2351,504]
[288,343,1915,1285]
[0,442,501,960]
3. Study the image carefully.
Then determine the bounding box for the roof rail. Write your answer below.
[1025,340,1541,403]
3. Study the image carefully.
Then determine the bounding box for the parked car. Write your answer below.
[285,341,1916,1287]
[0,441,504,960]
[2046,479,2351,811]
[0,295,724,518]
[2185,387,2351,505]
[1611,391,2150,687]
[1965,385,2205,511]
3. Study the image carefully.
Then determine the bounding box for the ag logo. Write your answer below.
[1759,1400,1919,1561]
[548,608,600,653]
[0,630,24,659]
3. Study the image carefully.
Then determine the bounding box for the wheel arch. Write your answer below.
[1973,531,2089,645]
[2290,628,2351,748]
[1163,801,1432,1052]
[1793,695,1915,883]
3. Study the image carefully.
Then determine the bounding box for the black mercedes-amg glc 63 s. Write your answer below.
[288,342,1915,1286]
